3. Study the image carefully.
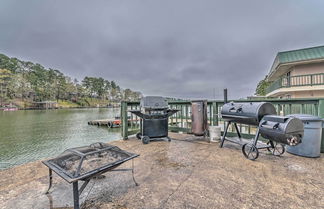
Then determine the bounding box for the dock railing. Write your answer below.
[121,98,324,152]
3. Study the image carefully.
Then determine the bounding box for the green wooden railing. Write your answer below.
[266,73,324,95]
[121,99,324,151]
[121,98,324,152]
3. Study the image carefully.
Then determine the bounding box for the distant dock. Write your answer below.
[88,118,139,128]
[88,119,121,128]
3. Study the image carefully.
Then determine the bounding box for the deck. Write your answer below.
[0,133,323,209]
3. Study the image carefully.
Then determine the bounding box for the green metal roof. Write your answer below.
[278,45,324,63]
[268,45,324,80]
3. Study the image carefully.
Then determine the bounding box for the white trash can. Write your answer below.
[209,126,221,142]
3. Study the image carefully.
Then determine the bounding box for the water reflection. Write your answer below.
[0,108,121,169]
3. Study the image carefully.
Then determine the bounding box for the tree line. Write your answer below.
[0,53,142,106]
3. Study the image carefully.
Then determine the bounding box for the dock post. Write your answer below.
[121,101,128,140]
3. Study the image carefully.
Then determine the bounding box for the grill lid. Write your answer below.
[221,102,277,126]
[140,96,168,109]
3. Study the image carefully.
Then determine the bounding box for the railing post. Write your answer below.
[213,101,218,126]
[121,101,128,140]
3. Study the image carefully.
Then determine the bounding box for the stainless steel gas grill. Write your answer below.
[220,102,304,160]
[129,96,178,144]
[43,142,139,209]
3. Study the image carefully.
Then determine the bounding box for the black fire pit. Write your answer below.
[43,142,139,209]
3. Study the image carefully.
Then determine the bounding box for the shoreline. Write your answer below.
[1,105,121,111]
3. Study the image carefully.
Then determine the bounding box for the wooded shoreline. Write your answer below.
[0,53,142,108]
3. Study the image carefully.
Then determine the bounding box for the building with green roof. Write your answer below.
[266,45,324,98]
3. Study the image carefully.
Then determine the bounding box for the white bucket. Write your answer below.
[209,126,221,142]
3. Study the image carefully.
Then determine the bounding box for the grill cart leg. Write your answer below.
[234,123,242,140]
[45,169,53,194]
[252,128,260,147]
[73,181,80,209]
[220,122,231,148]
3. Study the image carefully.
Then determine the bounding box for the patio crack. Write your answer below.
[157,147,212,209]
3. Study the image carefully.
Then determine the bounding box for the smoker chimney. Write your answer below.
[224,88,228,103]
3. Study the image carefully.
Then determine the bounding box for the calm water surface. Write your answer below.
[0,108,121,170]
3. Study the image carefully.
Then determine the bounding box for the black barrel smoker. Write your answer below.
[220,102,304,160]
[129,96,178,144]
[191,100,208,137]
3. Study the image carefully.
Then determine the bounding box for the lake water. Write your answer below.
[0,108,121,170]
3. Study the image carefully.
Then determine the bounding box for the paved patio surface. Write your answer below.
[0,133,323,209]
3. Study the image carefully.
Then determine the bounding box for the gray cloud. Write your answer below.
[1,0,324,99]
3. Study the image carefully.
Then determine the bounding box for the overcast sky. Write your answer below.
[1,0,324,99]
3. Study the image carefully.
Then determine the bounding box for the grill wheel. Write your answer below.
[136,132,142,140]
[266,141,285,156]
[141,136,150,144]
[242,143,259,160]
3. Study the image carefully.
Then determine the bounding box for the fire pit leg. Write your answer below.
[73,181,80,209]
[220,122,231,148]
[45,169,53,194]
[132,159,139,186]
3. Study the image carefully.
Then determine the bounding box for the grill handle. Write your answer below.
[261,122,280,130]
[229,107,242,113]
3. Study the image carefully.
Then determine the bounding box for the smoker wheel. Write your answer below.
[266,141,285,156]
[141,136,150,144]
[136,132,142,140]
[242,143,259,160]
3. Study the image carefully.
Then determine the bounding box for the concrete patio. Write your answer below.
[0,133,323,209]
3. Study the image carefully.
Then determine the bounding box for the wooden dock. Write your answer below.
[88,118,139,128]
[88,119,121,128]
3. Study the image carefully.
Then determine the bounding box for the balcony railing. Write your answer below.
[266,73,324,95]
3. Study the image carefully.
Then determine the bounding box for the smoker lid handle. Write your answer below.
[229,107,242,113]
[261,122,280,130]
